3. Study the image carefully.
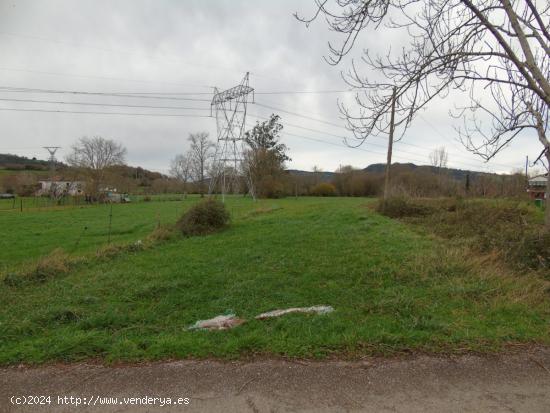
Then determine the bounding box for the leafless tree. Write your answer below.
[170,153,193,195]
[188,132,215,197]
[297,0,550,228]
[66,136,126,195]
[429,146,449,171]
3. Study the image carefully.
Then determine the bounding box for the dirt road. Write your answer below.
[1,348,549,412]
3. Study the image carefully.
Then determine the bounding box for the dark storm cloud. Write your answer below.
[0,0,536,174]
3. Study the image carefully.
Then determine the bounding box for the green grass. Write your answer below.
[0,196,548,364]
[0,197,200,271]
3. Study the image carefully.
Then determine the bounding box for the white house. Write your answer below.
[527,174,548,200]
[37,180,85,196]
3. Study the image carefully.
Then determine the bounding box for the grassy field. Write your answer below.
[0,196,548,364]
[0,198,196,271]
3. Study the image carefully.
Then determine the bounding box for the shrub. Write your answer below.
[379,197,550,272]
[257,176,286,198]
[376,196,434,218]
[176,198,230,236]
[310,182,337,197]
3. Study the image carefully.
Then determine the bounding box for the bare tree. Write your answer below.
[66,136,126,195]
[429,146,449,171]
[188,132,215,197]
[170,153,193,195]
[297,0,550,228]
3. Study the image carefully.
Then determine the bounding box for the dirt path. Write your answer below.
[1,348,549,412]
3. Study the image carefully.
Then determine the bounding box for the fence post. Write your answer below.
[20,199,23,212]
[107,203,113,244]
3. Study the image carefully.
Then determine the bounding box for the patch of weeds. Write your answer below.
[381,197,550,272]
[3,249,73,286]
[40,308,81,325]
[95,244,124,260]
[126,240,145,253]
[146,225,177,243]
[3,272,23,287]
[376,196,435,218]
[245,206,282,218]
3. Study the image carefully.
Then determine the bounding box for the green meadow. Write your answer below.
[0,196,548,364]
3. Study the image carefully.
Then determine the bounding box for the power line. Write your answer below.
[255,102,344,128]
[0,86,211,102]
[247,115,503,172]
[0,97,211,111]
[0,67,214,89]
[252,102,520,171]
[255,90,358,95]
[274,129,431,166]
[0,107,212,117]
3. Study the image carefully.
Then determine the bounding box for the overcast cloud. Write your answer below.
[0,0,542,174]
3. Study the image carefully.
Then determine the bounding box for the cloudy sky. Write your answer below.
[0,0,543,174]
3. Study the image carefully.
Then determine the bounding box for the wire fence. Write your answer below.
[0,193,190,211]
[0,194,267,273]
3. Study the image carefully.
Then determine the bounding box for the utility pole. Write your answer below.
[525,155,529,190]
[383,87,397,203]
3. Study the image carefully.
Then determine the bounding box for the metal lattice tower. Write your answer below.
[43,146,61,180]
[208,73,255,201]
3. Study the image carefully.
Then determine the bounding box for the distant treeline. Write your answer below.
[287,164,526,199]
[0,152,528,200]
[0,153,52,171]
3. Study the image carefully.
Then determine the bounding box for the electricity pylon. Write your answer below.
[208,73,255,201]
[43,146,61,180]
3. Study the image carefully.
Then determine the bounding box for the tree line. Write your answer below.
[0,116,532,201]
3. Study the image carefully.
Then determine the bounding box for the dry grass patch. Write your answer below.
[3,248,74,286]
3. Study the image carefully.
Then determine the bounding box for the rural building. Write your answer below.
[37,180,85,196]
[527,174,548,199]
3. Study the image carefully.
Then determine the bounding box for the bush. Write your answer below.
[310,182,337,197]
[378,197,550,272]
[376,196,434,218]
[176,198,230,236]
[257,176,286,198]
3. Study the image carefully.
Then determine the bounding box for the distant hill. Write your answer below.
[289,162,507,181]
[0,153,51,170]
[0,154,166,180]
[362,163,495,180]
[286,169,335,181]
